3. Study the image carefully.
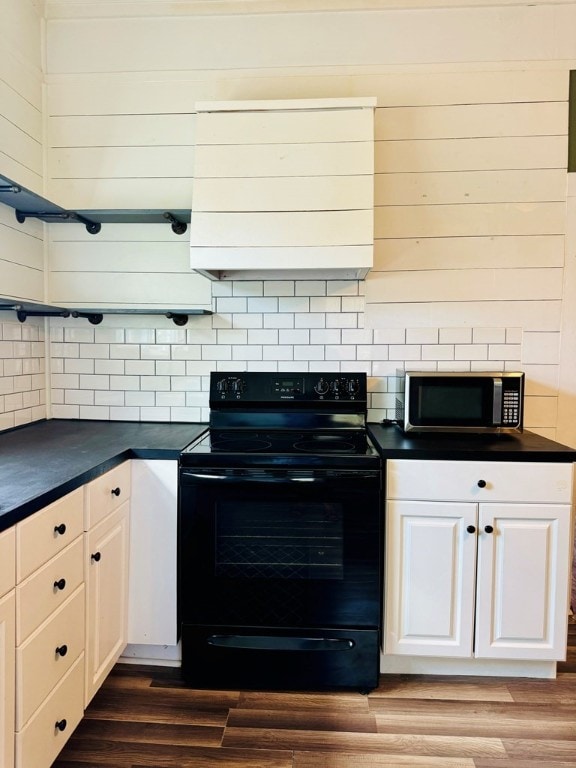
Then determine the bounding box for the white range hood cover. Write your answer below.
[190,97,376,281]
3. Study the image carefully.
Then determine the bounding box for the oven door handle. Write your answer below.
[207,634,355,652]
[181,471,323,483]
[180,470,377,483]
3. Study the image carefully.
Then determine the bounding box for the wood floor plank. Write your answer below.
[222,727,508,758]
[501,738,576,760]
[370,675,514,702]
[83,689,230,726]
[55,739,292,767]
[227,707,378,733]
[68,717,224,747]
[238,690,371,712]
[293,751,476,767]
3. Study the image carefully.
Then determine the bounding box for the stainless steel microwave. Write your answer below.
[396,371,525,433]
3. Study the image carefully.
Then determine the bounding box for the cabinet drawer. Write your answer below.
[15,654,84,768]
[0,526,16,598]
[16,488,84,582]
[84,461,131,530]
[17,536,84,645]
[16,585,85,729]
[386,460,573,504]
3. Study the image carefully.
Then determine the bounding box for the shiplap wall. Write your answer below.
[0,0,45,305]
[38,2,576,438]
[0,0,47,431]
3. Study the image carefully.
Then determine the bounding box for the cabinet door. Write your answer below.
[475,503,572,660]
[128,460,177,646]
[85,502,129,706]
[385,500,477,657]
[0,590,15,768]
[0,527,16,599]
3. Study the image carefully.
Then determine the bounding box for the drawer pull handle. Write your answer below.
[477,479,487,488]
[111,487,121,497]
[484,524,494,534]
[466,525,476,534]
[55,719,67,733]
[53,578,66,591]
[91,551,101,562]
[54,523,67,535]
[55,644,68,657]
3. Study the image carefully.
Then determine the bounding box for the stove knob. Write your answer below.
[216,378,229,394]
[331,379,342,395]
[314,378,329,396]
[346,378,360,396]
[230,378,245,395]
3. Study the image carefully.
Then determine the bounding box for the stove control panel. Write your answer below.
[211,372,366,402]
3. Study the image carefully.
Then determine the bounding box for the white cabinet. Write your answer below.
[191,97,376,280]
[14,489,85,768]
[385,460,573,662]
[127,460,178,651]
[0,527,16,768]
[84,464,130,706]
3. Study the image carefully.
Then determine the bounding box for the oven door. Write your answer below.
[178,465,382,630]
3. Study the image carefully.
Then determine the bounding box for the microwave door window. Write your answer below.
[415,382,488,426]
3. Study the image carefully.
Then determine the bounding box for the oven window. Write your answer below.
[215,502,344,580]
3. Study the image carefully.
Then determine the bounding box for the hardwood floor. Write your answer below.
[53,620,576,768]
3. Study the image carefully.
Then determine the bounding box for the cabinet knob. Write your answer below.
[55,644,68,657]
[55,719,67,733]
[53,578,66,591]
[91,551,101,562]
[54,523,67,535]
[477,479,487,488]
[466,525,476,534]
[111,487,121,497]
[484,524,494,534]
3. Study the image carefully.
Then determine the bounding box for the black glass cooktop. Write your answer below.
[184,429,376,455]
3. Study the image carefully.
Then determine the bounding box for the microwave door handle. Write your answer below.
[493,378,503,424]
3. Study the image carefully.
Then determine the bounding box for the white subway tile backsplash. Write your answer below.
[126,391,155,407]
[264,313,295,329]
[126,329,156,344]
[310,297,341,313]
[110,375,140,391]
[455,344,488,360]
[247,297,278,313]
[125,360,155,375]
[294,345,324,361]
[141,344,171,360]
[326,345,356,361]
[65,358,95,374]
[295,281,326,296]
[95,359,125,375]
[110,344,140,359]
[80,374,110,390]
[294,314,325,329]
[264,281,295,297]
[217,297,248,314]
[232,345,263,361]
[34,276,544,432]
[279,329,309,345]
[232,314,263,329]
[439,328,473,344]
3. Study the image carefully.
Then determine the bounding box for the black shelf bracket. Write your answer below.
[163,211,187,235]
[15,307,71,323]
[15,209,102,235]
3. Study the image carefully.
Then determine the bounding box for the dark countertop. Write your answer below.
[1,418,575,533]
[0,419,207,531]
[368,423,576,462]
